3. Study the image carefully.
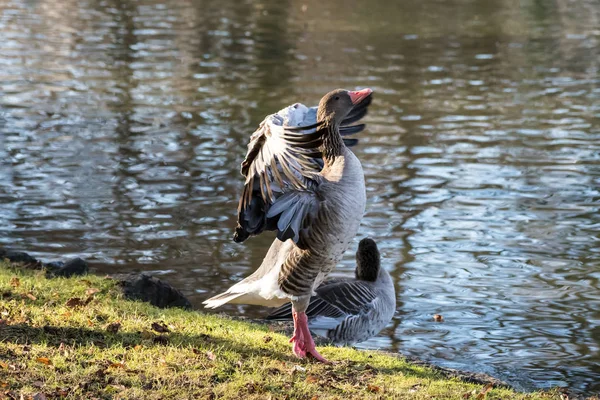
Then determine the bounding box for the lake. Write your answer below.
[1,0,599,394]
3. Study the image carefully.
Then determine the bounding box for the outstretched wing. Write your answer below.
[234,95,373,245]
[233,104,324,245]
[267,279,378,320]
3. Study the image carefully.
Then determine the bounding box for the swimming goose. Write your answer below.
[203,88,373,362]
[267,238,396,345]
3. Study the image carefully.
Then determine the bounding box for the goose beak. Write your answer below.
[348,88,373,105]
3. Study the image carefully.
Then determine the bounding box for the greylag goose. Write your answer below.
[266,238,395,345]
[203,88,373,362]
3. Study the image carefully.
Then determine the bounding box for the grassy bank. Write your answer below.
[0,261,562,399]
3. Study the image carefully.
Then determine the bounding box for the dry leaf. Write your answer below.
[10,277,20,288]
[36,357,52,365]
[151,322,170,333]
[65,297,86,308]
[108,362,125,369]
[85,288,100,296]
[0,361,7,369]
[476,383,493,400]
[433,314,444,322]
[306,375,318,383]
[263,335,273,343]
[311,397,318,400]
[367,384,381,393]
[106,322,121,334]
[26,292,37,301]
[206,351,216,361]
[134,345,143,351]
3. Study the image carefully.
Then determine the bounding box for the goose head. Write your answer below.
[317,88,373,127]
[355,237,380,282]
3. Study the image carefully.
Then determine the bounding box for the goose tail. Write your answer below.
[202,291,245,309]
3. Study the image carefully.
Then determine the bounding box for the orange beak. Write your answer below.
[348,88,373,105]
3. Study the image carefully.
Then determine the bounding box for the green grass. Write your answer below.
[0,260,565,399]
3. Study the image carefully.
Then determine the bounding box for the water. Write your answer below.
[1,0,600,393]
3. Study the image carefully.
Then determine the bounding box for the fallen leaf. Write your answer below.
[106,322,121,334]
[65,297,86,308]
[61,311,72,318]
[306,375,318,383]
[311,397,318,400]
[263,335,273,343]
[206,351,216,361]
[85,288,100,296]
[433,314,444,322]
[108,362,125,369]
[25,292,37,301]
[476,383,493,400]
[367,384,381,393]
[134,345,143,351]
[36,357,52,365]
[0,361,7,369]
[463,391,474,399]
[151,322,170,333]
[10,277,20,288]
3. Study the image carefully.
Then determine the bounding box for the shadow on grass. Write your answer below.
[0,323,292,361]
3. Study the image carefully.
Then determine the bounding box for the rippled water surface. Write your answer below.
[1,0,600,393]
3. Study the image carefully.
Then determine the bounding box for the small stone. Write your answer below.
[112,273,191,309]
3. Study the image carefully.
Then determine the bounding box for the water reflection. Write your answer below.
[1,0,600,394]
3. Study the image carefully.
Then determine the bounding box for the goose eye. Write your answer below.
[334,96,339,100]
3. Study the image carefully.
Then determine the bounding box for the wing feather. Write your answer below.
[234,94,372,244]
[266,279,378,320]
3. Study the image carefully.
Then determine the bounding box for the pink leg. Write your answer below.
[289,311,329,363]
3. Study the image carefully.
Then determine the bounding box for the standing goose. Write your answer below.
[203,88,373,362]
[267,238,396,345]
